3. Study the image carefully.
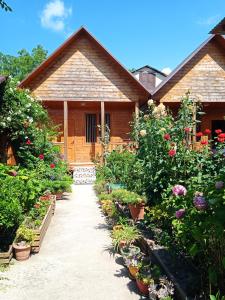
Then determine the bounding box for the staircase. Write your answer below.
[72,163,96,185]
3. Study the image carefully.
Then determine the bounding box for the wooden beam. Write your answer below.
[101,101,105,141]
[63,101,68,161]
[135,101,139,119]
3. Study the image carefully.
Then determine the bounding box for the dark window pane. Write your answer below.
[86,114,96,143]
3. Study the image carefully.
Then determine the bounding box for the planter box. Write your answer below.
[31,196,56,253]
[0,245,13,264]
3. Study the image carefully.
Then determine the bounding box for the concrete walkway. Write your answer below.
[0,185,141,300]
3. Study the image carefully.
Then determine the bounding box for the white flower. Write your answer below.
[26,103,31,108]
[139,129,147,137]
[6,117,11,122]
[147,99,154,106]
[1,122,6,127]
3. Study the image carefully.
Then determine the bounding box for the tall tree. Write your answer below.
[0,45,48,81]
[0,0,11,11]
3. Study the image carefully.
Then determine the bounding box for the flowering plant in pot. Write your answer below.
[125,254,143,279]
[148,276,174,300]
[136,263,161,296]
[13,225,34,261]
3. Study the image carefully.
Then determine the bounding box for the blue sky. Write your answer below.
[0,0,224,73]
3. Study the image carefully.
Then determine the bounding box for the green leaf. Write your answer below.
[210,296,216,300]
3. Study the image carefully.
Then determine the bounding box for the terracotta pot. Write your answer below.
[136,278,149,295]
[55,192,63,200]
[128,265,139,279]
[13,243,31,261]
[128,203,145,221]
[118,240,126,251]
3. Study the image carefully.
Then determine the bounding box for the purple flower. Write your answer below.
[175,209,186,219]
[215,181,224,190]
[172,185,187,196]
[193,195,208,211]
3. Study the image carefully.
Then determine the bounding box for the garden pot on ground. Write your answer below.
[13,243,31,261]
[129,265,139,279]
[55,192,63,200]
[128,203,145,221]
[136,278,149,295]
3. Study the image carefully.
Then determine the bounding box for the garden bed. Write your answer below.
[0,245,13,264]
[31,195,56,253]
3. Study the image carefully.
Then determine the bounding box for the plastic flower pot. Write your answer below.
[13,243,31,261]
[136,278,149,295]
[128,203,145,221]
[55,192,63,200]
[128,265,139,279]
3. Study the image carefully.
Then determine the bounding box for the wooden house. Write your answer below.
[151,19,225,135]
[20,27,150,164]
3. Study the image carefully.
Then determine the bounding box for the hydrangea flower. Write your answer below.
[175,209,186,219]
[215,181,224,190]
[172,185,187,196]
[193,195,208,211]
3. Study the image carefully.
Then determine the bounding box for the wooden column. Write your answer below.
[101,101,105,141]
[135,101,139,119]
[63,101,68,161]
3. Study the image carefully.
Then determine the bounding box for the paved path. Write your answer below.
[0,185,141,300]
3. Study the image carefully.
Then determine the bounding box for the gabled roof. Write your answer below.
[210,17,225,34]
[19,27,151,99]
[132,65,167,77]
[152,34,225,97]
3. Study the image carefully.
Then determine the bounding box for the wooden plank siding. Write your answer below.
[27,35,147,103]
[153,36,225,103]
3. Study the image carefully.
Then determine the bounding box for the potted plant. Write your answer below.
[13,225,34,261]
[126,255,143,279]
[111,224,141,254]
[122,191,147,221]
[148,276,174,300]
[136,264,161,296]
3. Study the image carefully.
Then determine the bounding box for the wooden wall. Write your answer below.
[153,37,225,103]
[27,33,147,103]
[47,102,134,163]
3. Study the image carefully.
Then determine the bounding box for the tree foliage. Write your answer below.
[0,0,11,11]
[0,45,48,81]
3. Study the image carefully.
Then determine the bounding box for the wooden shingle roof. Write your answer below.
[210,17,225,34]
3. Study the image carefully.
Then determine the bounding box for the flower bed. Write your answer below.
[31,195,56,253]
[95,94,225,298]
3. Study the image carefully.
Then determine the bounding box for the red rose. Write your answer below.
[218,137,225,143]
[196,132,203,137]
[201,140,208,145]
[50,163,55,169]
[164,133,171,141]
[215,129,222,134]
[26,139,31,145]
[184,127,191,133]
[218,133,225,138]
[204,129,211,135]
[39,154,44,160]
[168,149,176,157]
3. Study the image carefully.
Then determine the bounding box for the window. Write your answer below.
[86,114,97,143]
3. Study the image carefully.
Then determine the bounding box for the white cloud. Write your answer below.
[162,67,172,75]
[40,0,72,32]
[197,15,221,26]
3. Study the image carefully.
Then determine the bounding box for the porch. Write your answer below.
[44,100,139,166]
